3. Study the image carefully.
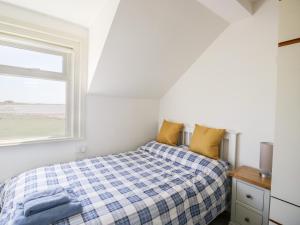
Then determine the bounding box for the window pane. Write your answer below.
[0,44,63,73]
[0,75,67,143]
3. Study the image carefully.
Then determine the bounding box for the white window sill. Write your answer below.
[0,136,84,147]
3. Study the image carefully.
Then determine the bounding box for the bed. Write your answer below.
[0,128,238,225]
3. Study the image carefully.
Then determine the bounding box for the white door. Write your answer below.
[271,42,300,207]
[269,197,300,225]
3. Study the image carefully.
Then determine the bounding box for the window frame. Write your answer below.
[0,20,86,146]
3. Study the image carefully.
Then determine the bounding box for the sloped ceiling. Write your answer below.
[1,0,231,99]
[197,0,254,23]
[89,0,228,98]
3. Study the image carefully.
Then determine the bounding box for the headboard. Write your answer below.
[179,126,239,169]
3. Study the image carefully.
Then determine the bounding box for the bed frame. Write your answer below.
[179,126,239,169]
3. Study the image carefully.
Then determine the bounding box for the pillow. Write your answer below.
[156,120,183,146]
[189,124,225,159]
[141,141,230,179]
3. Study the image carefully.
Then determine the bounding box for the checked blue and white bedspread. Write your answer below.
[0,141,230,225]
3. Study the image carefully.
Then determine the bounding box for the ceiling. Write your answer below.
[0,0,229,99]
[0,0,246,99]
[197,0,255,23]
[89,0,228,98]
[0,0,108,27]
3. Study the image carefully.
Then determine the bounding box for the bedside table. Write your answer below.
[229,166,271,225]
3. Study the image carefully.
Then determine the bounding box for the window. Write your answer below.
[0,44,64,73]
[0,30,84,145]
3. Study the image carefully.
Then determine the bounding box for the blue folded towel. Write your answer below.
[12,200,82,225]
[11,187,82,225]
[24,188,70,216]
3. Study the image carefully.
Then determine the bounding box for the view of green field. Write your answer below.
[0,103,65,142]
[0,114,65,141]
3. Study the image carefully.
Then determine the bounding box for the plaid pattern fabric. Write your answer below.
[0,141,230,225]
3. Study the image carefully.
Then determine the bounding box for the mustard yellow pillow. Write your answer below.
[157,120,183,146]
[189,124,225,159]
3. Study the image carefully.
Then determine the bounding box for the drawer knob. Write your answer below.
[244,217,250,223]
[246,194,253,199]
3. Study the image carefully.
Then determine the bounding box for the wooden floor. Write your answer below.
[210,211,230,225]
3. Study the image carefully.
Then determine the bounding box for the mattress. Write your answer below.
[0,141,230,225]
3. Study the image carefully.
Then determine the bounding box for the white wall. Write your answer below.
[0,95,159,181]
[0,4,159,181]
[159,0,278,168]
[86,95,159,155]
[0,0,278,181]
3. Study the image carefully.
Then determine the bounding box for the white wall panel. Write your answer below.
[159,0,278,168]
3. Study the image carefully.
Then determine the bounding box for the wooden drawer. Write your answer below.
[237,180,264,210]
[236,203,262,225]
